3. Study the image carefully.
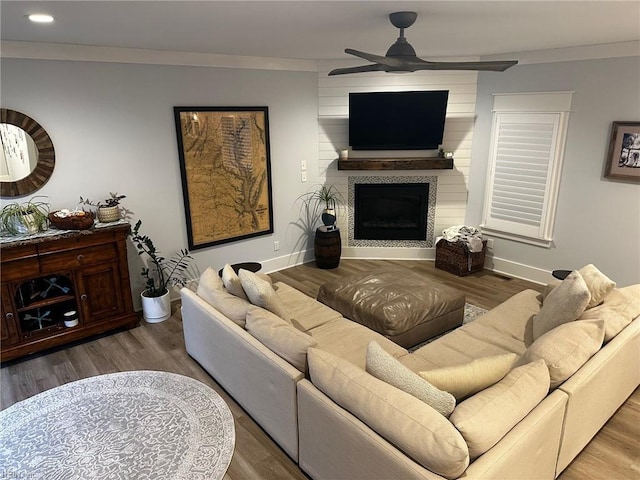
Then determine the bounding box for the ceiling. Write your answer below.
[1,1,639,62]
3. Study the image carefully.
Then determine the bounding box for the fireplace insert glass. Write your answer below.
[354,183,428,240]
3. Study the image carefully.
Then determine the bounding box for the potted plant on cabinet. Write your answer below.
[79,192,126,223]
[0,196,50,235]
[130,219,194,323]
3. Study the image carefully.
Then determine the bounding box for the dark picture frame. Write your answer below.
[174,106,274,250]
[604,121,640,183]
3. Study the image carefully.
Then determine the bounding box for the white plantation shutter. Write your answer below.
[481,93,572,247]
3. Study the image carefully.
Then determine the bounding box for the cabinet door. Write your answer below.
[1,284,19,345]
[76,262,125,324]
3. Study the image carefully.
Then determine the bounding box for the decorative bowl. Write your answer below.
[49,210,95,230]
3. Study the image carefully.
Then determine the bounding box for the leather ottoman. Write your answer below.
[316,266,465,348]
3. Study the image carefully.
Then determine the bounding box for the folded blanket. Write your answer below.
[442,225,483,253]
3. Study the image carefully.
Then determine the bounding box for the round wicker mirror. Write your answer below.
[1,109,55,197]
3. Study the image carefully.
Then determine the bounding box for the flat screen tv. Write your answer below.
[349,90,449,151]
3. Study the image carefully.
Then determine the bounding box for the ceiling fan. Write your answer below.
[328,11,518,76]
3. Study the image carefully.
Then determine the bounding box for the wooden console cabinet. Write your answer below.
[1,223,138,362]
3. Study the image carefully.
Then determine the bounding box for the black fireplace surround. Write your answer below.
[354,183,429,241]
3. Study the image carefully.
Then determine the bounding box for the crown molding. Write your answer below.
[0,41,319,72]
[481,41,640,65]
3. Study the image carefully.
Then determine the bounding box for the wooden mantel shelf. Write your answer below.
[337,157,454,170]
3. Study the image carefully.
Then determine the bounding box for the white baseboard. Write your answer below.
[484,255,551,285]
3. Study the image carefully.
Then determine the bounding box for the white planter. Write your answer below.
[141,290,171,323]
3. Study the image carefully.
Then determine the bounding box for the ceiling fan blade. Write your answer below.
[328,64,387,76]
[411,59,519,72]
[344,49,404,68]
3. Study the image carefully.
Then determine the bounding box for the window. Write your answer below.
[481,92,573,247]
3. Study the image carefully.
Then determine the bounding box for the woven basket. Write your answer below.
[97,206,121,223]
[49,211,95,230]
[435,239,487,276]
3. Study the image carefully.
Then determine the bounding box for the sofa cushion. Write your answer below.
[532,271,590,340]
[222,264,248,300]
[516,320,604,388]
[196,267,250,327]
[418,353,518,401]
[308,317,407,369]
[578,264,616,308]
[239,269,291,322]
[274,282,344,332]
[307,348,470,479]
[578,286,640,342]
[366,341,456,417]
[450,359,550,459]
[245,306,316,372]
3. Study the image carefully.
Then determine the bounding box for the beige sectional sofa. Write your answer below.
[181,265,640,479]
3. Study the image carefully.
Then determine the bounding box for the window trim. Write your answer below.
[481,92,573,248]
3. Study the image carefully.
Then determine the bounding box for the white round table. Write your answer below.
[0,371,235,479]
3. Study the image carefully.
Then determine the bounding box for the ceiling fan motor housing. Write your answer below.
[386,38,417,58]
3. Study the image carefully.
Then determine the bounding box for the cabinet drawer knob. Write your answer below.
[77,254,84,262]
[81,294,88,301]
[5,312,13,320]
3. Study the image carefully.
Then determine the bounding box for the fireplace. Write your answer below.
[354,183,429,241]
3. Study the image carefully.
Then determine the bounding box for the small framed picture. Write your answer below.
[604,121,640,183]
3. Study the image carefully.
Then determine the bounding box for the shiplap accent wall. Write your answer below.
[316,64,478,256]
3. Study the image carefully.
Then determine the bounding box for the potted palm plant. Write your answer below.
[79,192,126,222]
[130,219,194,323]
[0,196,50,235]
[304,184,345,228]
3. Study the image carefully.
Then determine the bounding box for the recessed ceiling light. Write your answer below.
[28,14,54,24]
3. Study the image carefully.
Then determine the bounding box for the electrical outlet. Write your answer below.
[274,241,280,251]
[301,172,307,182]
[486,239,494,250]
[300,159,307,170]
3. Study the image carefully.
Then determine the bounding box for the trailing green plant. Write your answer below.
[0,196,50,235]
[79,192,126,208]
[130,219,194,298]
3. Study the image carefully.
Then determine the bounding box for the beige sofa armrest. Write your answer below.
[555,316,640,474]
[181,288,304,461]
[461,390,567,480]
[297,379,445,480]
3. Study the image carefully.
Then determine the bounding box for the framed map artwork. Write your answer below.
[174,107,274,250]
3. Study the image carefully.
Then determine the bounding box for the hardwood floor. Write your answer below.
[1,259,637,479]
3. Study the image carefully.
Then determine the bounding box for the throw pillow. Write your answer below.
[196,267,251,327]
[307,348,470,479]
[238,269,291,322]
[579,285,640,342]
[365,341,456,417]
[450,359,550,459]
[245,306,317,372]
[221,264,248,300]
[540,279,562,303]
[532,270,591,340]
[578,264,616,308]
[515,320,604,388]
[197,266,224,292]
[418,353,518,401]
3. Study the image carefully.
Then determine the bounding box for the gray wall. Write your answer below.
[1,59,319,296]
[467,56,640,286]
